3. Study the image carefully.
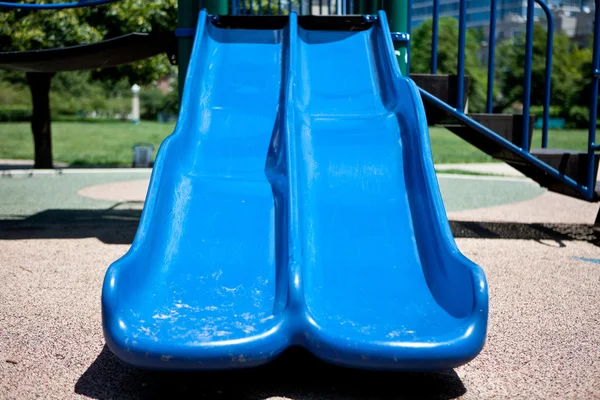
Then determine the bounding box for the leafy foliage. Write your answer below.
[496,22,593,126]
[410,17,488,112]
[0,0,177,85]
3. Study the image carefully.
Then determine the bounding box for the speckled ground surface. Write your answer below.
[1,171,599,399]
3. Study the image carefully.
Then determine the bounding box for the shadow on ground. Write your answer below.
[0,208,597,247]
[75,346,465,400]
[0,206,141,244]
[450,220,600,247]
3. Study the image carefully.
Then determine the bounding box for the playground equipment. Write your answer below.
[101,9,488,370]
[1,0,598,370]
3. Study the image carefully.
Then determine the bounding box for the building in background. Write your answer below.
[411,0,595,32]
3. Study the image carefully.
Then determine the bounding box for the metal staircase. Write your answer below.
[412,74,600,202]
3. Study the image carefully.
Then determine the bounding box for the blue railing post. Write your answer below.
[456,0,467,112]
[431,0,439,74]
[587,0,600,199]
[521,0,535,151]
[486,0,497,113]
[535,0,554,149]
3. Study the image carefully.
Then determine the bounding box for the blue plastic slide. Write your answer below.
[102,10,488,371]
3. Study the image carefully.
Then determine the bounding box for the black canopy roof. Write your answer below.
[0,32,176,72]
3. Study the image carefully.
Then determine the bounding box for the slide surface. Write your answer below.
[102,11,488,371]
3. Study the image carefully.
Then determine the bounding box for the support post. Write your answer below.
[365,0,378,14]
[202,0,229,14]
[26,72,55,169]
[177,0,228,100]
[383,0,410,76]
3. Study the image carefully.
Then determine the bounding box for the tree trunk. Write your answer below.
[26,72,55,169]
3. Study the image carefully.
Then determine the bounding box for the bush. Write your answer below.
[139,86,179,121]
[0,106,32,122]
[0,84,31,107]
[566,106,590,129]
[529,105,562,118]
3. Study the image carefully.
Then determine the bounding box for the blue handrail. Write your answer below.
[587,0,600,199]
[486,0,496,113]
[0,0,120,9]
[535,0,554,149]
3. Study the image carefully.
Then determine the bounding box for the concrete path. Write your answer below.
[435,163,525,177]
[0,171,599,399]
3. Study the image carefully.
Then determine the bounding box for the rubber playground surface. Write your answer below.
[1,165,599,399]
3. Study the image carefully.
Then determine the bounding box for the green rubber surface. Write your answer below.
[0,172,545,219]
[438,175,545,212]
[0,172,148,219]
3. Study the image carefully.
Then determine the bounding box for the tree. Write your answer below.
[496,22,592,118]
[410,17,488,112]
[0,0,176,168]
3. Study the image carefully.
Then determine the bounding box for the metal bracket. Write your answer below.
[175,28,195,37]
[362,14,378,22]
[391,32,410,42]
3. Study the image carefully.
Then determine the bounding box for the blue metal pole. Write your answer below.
[268,0,272,14]
[242,0,246,14]
[431,0,439,74]
[250,0,254,15]
[407,0,412,74]
[290,0,293,13]
[535,0,554,148]
[278,0,282,14]
[328,0,332,14]
[456,0,467,112]
[586,0,600,199]
[486,0,497,113]
[522,0,535,151]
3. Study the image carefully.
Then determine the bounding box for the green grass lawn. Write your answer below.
[0,121,592,166]
[0,121,175,167]
[429,127,592,164]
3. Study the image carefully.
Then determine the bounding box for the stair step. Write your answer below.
[419,90,599,202]
[530,148,599,187]
[442,114,535,161]
[410,74,470,124]
[503,149,599,199]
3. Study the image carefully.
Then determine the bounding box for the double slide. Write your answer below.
[102,10,488,371]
